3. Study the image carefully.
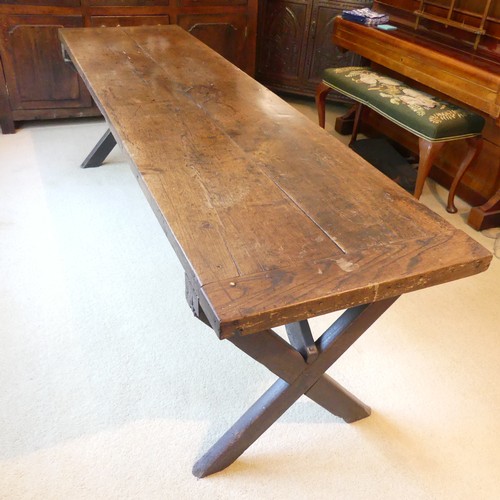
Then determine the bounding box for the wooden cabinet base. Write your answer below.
[0,1,258,133]
[467,190,500,231]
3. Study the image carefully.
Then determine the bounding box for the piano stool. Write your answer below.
[316,66,485,213]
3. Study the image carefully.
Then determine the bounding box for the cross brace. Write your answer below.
[192,296,399,477]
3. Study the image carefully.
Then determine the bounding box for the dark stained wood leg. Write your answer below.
[228,326,371,422]
[0,59,15,134]
[309,372,372,424]
[349,103,363,147]
[81,128,117,168]
[446,136,483,213]
[467,189,500,230]
[192,377,303,478]
[192,297,399,478]
[315,82,331,128]
[285,320,318,363]
[415,138,445,199]
[0,114,15,135]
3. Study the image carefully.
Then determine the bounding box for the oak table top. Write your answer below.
[59,25,491,339]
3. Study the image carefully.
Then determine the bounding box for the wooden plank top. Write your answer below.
[59,26,491,339]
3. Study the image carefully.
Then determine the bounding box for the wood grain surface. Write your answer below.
[59,26,492,338]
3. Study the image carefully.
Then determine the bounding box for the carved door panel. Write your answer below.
[305,1,370,88]
[256,0,372,97]
[0,15,92,111]
[256,0,311,86]
[177,13,251,73]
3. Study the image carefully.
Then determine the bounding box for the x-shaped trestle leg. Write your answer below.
[63,54,116,169]
[193,296,399,477]
[81,128,117,168]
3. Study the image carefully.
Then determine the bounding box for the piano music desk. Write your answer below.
[59,25,492,477]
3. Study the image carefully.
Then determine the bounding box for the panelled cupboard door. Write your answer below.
[90,16,170,27]
[177,13,252,74]
[0,15,92,110]
[256,0,371,98]
[305,1,370,85]
[256,0,311,84]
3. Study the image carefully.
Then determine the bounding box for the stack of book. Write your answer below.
[341,8,389,26]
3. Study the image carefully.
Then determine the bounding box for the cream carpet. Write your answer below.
[1,101,499,499]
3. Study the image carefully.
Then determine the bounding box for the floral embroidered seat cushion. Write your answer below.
[322,67,485,142]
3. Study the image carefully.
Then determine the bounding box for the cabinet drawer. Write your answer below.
[87,1,167,5]
[178,0,246,5]
[90,15,170,27]
[0,0,80,5]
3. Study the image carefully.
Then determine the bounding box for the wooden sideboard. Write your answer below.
[0,0,258,134]
[255,0,371,100]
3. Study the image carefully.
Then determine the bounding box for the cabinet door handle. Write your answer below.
[311,20,317,39]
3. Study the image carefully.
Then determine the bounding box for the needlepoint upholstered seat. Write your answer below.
[316,67,485,212]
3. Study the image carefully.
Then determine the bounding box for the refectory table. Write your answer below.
[59,25,492,478]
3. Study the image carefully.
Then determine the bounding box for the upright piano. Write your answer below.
[333,0,500,229]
